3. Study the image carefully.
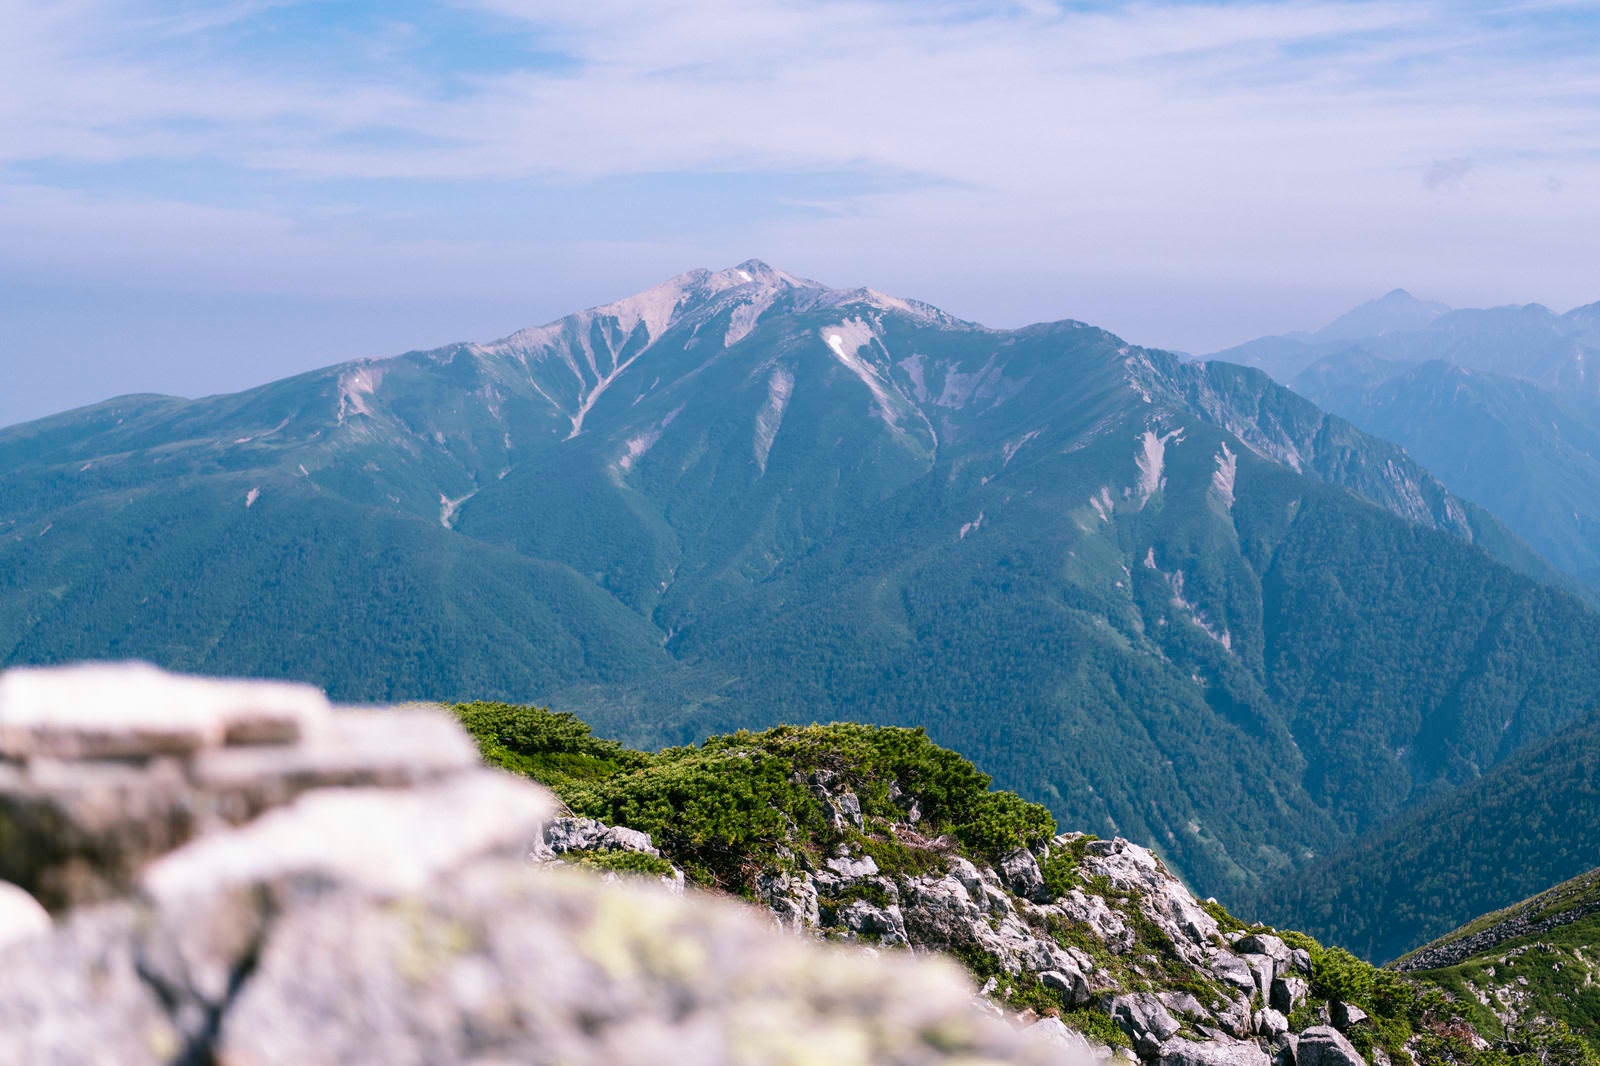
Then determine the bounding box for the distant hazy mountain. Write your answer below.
[5,261,1599,908]
[1207,289,1451,382]
[1296,356,1600,589]
[1211,291,1600,394]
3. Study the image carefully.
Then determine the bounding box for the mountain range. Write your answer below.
[6,262,1600,959]
[1211,292,1600,594]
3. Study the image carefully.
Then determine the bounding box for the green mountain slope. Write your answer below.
[1243,710,1600,964]
[1296,355,1600,591]
[1397,866,1600,1053]
[462,699,1600,1066]
[4,261,1598,916]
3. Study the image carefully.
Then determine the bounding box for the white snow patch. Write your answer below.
[38,523,52,537]
[1135,428,1184,508]
[725,286,781,347]
[1211,442,1238,510]
[1003,430,1039,467]
[618,429,662,473]
[958,511,985,540]
[754,365,794,473]
[1165,569,1233,651]
[824,320,900,429]
[617,406,684,475]
[78,462,93,473]
[298,464,309,477]
[1090,485,1115,522]
[439,490,476,529]
[245,488,260,509]
[337,365,384,423]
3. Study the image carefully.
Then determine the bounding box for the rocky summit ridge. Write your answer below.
[0,662,1079,1066]
[0,663,1588,1066]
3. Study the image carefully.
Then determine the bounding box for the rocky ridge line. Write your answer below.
[0,662,1092,1066]
[534,764,1375,1066]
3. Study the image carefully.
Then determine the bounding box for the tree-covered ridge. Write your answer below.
[457,701,1055,891]
[1244,710,1600,965]
[1395,867,1600,1055]
[458,701,1595,1066]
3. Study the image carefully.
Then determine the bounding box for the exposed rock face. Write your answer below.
[0,663,478,910]
[718,772,1344,1066]
[1157,1036,1272,1066]
[1297,1026,1365,1066]
[0,664,1089,1065]
[0,880,49,949]
[541,816,661,858]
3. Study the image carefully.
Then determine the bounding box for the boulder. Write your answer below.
[833,897,910,948]
[1038,966,1091,1007]
[1331,1001,1369,1032]
[835,790,863,828]
[140,770,553,902]
[0,667,475,911]
[1270,975,1307,1013]
[1110,992,1181,1051]
[1157,1036,1272,1066]
[0,881,49,950]
[541,817,661,857]
[1079,839,1219,953]
[1234,934,1290,968]
[1209,952,1259,996]
[1252,1007,1289,1038]
[755,869,821,931]
[1160,991,1208,1018]
[1298,1026,1364,1066]
[1000,847,1048,902]
[1240,953,1276,1001]
[825,852,881,879]
[0,661,327,759]
[1026,1016,1108,1061]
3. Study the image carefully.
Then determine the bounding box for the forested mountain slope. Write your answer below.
[3,261,1598,910]
[1243,709,1600,964]
[1397,866,1600,1053]
[1296,355,1600,592]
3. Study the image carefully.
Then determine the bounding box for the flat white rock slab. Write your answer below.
[0,662,330,759]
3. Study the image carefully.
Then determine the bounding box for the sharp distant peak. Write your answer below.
[711,258,818,290]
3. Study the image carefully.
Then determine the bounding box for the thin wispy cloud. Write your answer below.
[1,0,1598,425]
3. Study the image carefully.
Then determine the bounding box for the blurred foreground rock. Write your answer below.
[0,662,1083,1065]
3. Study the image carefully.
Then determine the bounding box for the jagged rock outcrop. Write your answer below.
[0,663,1087,1065]
[668,769,1339,1065]
[0,662,477,910]
[1297,1027,1365,1066]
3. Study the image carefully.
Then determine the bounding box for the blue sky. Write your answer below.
[3,0,1599,426]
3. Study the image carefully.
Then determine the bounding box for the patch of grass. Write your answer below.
[1200,897,1248,934]
[562,848,675,878]
[1041,835,1097,898]
[1059,1009,1133,1050]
